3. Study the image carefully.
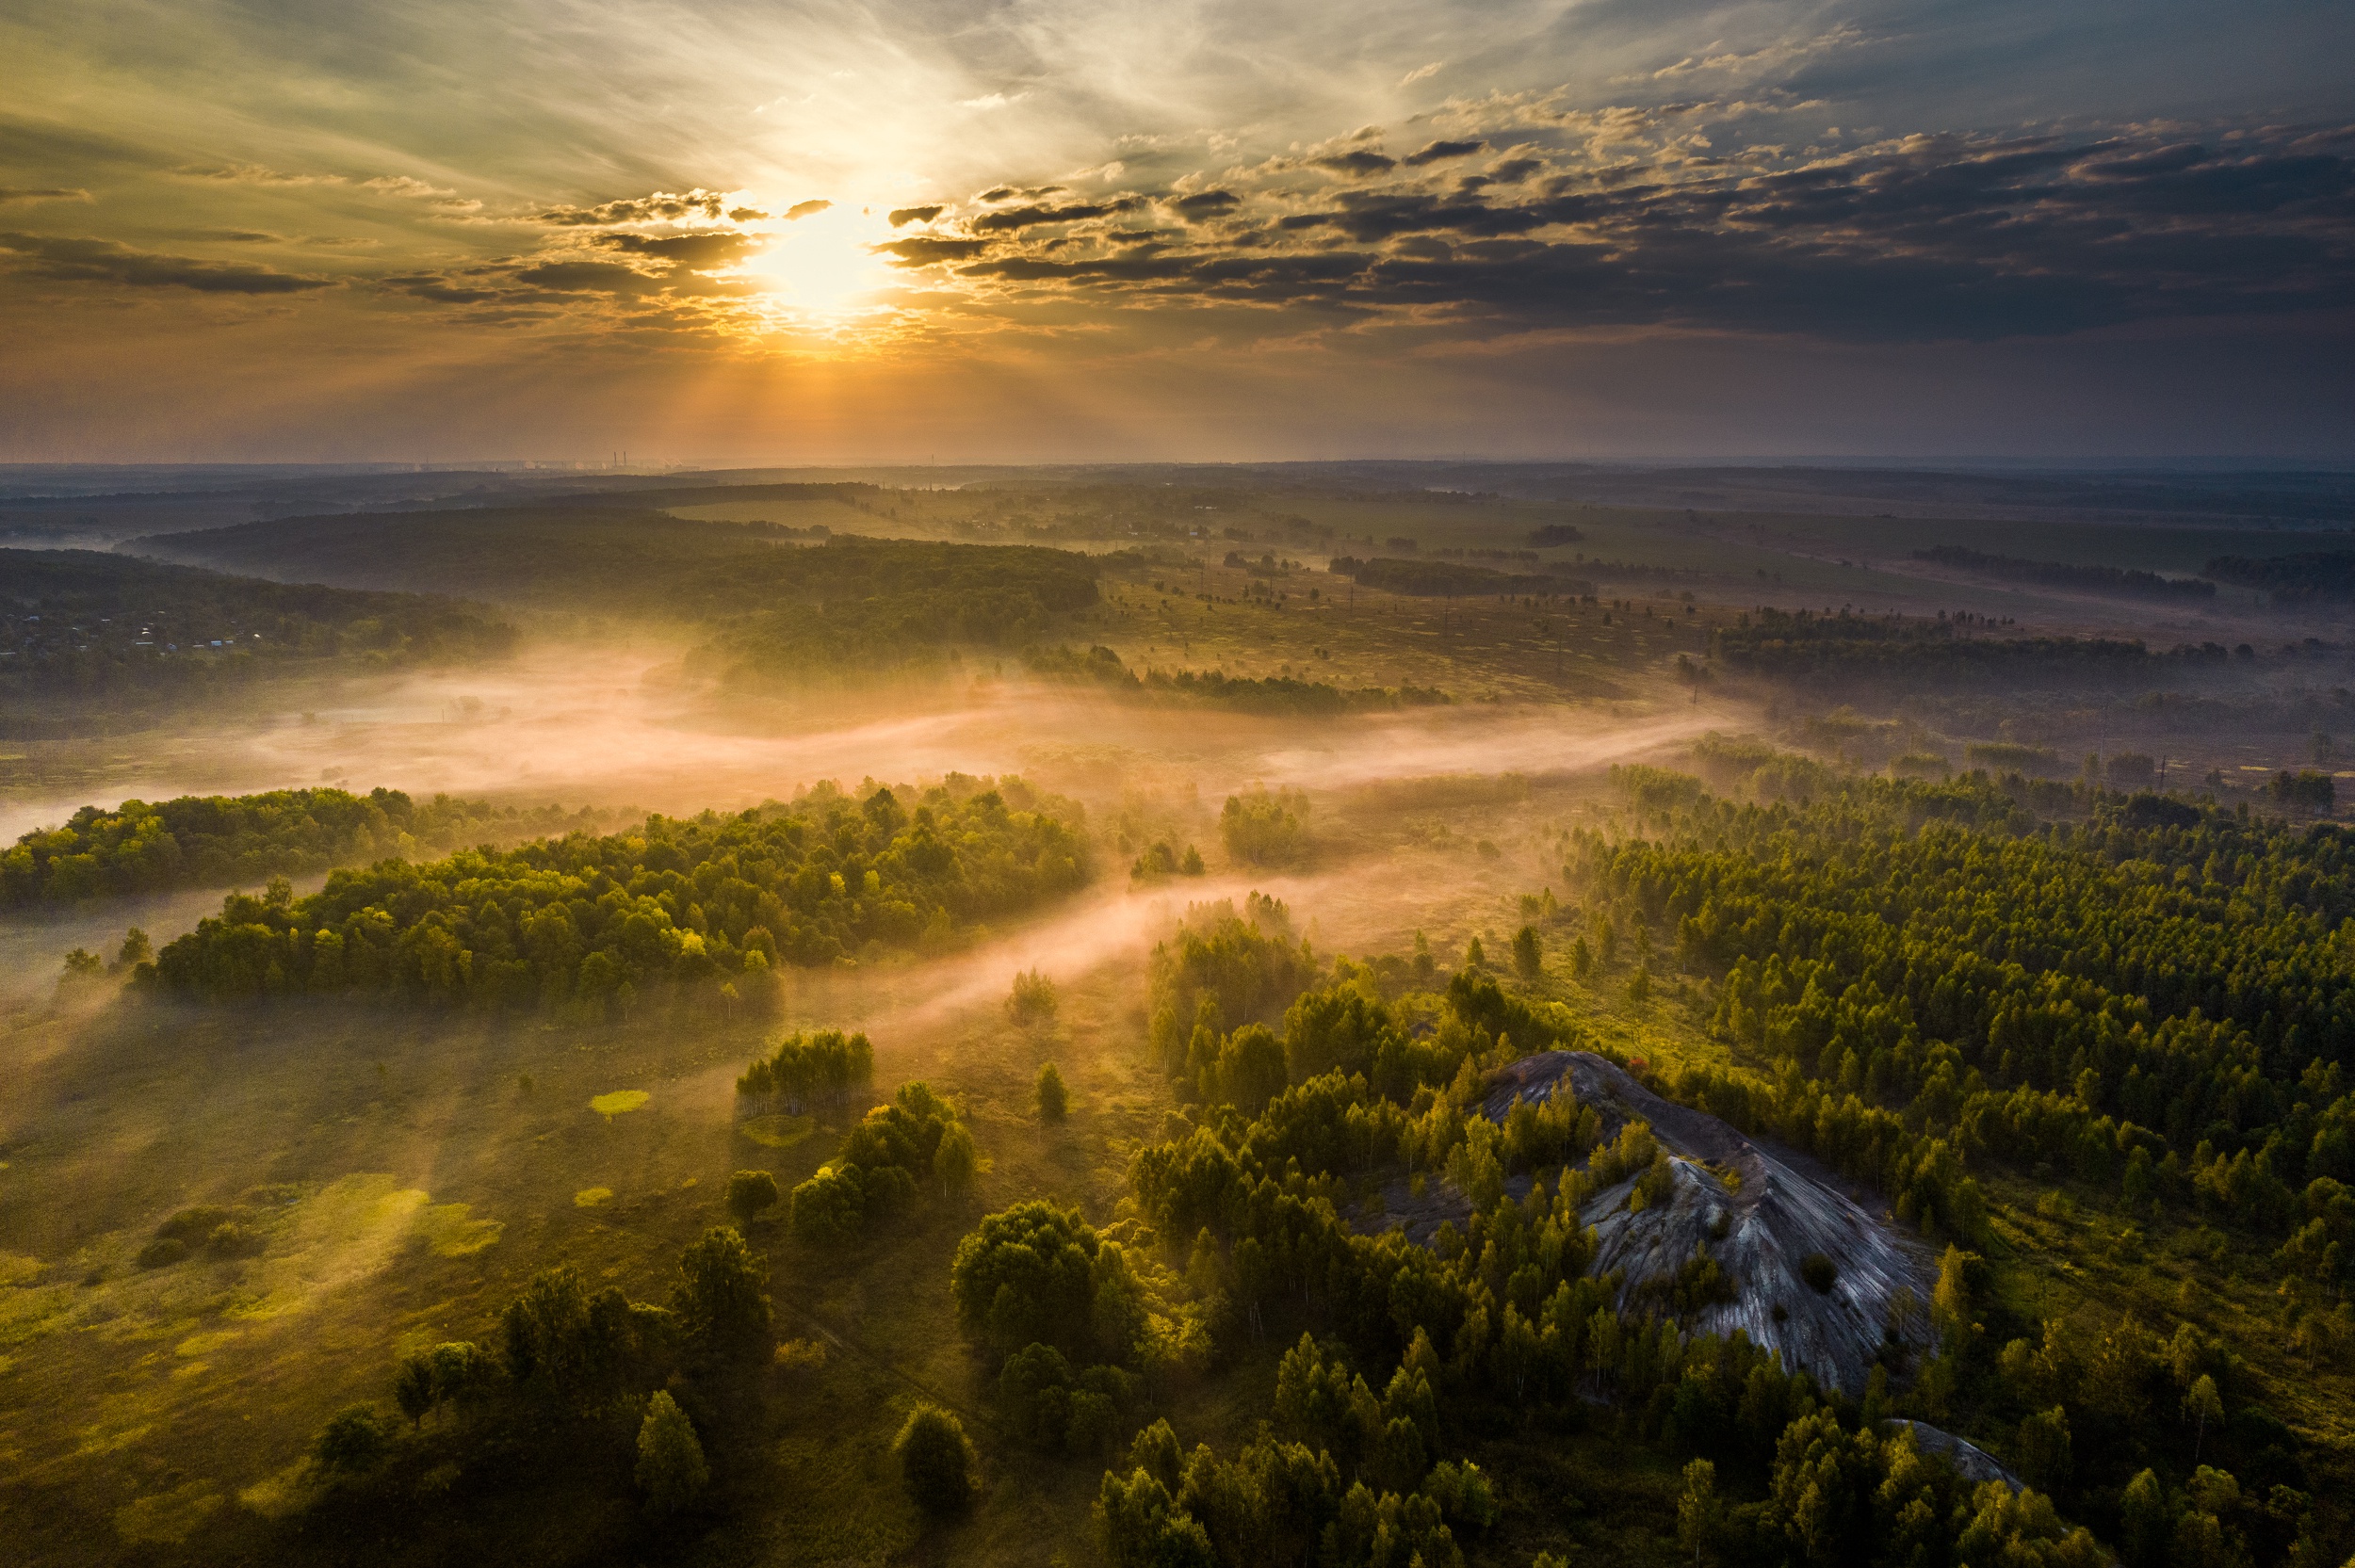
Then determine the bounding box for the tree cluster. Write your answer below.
[1567,771,2351,1260]
[148,778,1087,1010]
[787,1081,976,1247]
[3,785,597,908]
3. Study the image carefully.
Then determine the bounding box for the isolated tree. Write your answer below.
[1036,1063,1069,1123]
[1512,924,1542,981]
[935,1121,978,1200]
[1007,968,1058,1026]
[673,1226,771,1359]
[635,1390,708,1516]
[113,927,153,973]
[312,1404,392,1475]
[725,1170,780,1228]
[895,1404,977,1512]
[2184,1373,2222,1463]
[394,1354,436,1429]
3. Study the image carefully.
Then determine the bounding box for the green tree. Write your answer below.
[1036,1062,1069,1123]
[2017,1405,2072,1494]
[1512,924,1542,981]
[312,1404,392,1475]
[895,1404,977,1512]
[1677,1458,1720,1567]
[635,1390,708,1516]
[935,1121,978,1200]
[672,1227,771,1358]
[2184,1373,2222,1463]
[394,1354,436,1429]
[725,1169,780,1228]
[1008,968,1058,1025]
[1219,787,1309,866]
[2120,1468,2170,1568]
[950,1201,1103,1356]
[113,927,153,973]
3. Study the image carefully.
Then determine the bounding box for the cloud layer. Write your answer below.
[0,0,2348,458]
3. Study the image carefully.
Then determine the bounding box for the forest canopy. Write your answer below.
[149,776,1088,1010]
[2,785,602,908]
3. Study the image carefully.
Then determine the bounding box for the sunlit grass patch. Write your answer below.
[590,1089,649,1120]
[574,1187,614,1207]
[174,1328,239,1358]
[114,1479,222,1544]
[415,1201,502,1257]
[736,1112,815,1150]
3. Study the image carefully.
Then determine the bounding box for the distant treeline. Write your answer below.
[1027,644,1449,715]
[1328,557,1593,597]
[0,551,513,731]
[141,511,1108,687]
[150,778,1087,1009]
[2,786,604,908]
[1713,608,2229,687]
[680,539,1102,687]
[1913,546,2216,602]
[2203,549,2355,604]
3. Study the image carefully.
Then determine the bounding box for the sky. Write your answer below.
[2,0,2351,464]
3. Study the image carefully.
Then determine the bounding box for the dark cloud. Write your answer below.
[510,258,669,294]
[1170,190,1241,220]
[980,185,1064,202]
[785,200,832,219]
[0,186,91,203]
[727,206,768,221]
[1291,190,1553,242]
[381,272,504,304]
[931,122,2355,343]
[1402,139,1486,167]
[970,199,1142,232]
[534,189,726,225]
[0,231,331,293]
[1313,151,1398,178]
[889,204,946,226]
[596,231,755,268]
[876,235,993,266]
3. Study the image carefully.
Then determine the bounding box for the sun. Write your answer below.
[731,202,895,326]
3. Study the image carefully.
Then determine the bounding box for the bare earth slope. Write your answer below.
[1486,1051,1939,1394]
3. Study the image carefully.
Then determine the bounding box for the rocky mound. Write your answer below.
[1480,1052,1938,1394]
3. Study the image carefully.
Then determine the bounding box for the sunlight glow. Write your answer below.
[732,202,898,331]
